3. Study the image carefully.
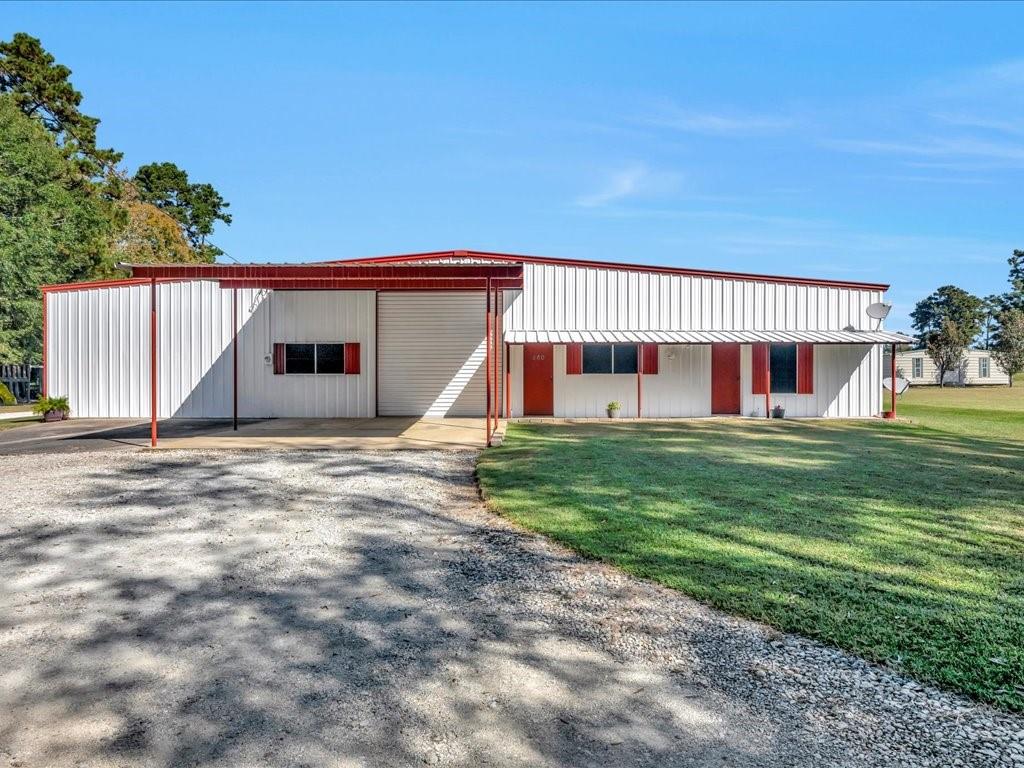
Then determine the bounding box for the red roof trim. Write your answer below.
[127,263,522,280]
[323,249,890,291]
[41,277,153,293]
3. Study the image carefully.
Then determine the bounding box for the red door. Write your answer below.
[522,343,554,416]
[711,343,741,414]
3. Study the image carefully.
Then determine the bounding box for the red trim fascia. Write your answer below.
[217,278,523,290]
[42,277,152,293]
[324,249,890,292]
[127,264,522,280]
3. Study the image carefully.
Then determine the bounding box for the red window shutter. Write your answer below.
[566,343,582,375]
[344,342,361,374]
[797,343,814,394]
[751,343,769,394]
[641,343,659,375]
[273,343,285,374]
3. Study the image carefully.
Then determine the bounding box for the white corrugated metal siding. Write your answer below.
[46,284,376,418]
[504,261,886,419]
[503,265,885,332]
[378,292,504,417]
[739,344,881,418]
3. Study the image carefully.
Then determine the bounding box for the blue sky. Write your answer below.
[4,1,1024,331]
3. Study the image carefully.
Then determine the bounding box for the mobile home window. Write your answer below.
[979,357,990,378]
[912,357,923,379]
[284,343,345,374]
[581,344,638,374]
[770,343,797,394]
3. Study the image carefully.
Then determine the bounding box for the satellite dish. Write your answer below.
[866,302,892,320]
[883,376,910,395]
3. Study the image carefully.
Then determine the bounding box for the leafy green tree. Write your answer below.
[992,309,1024,387]
[980,294,1002,349]
[911,285,984,347]
[0,95,113,362]
[999,250,1024,314]
[0,32,121,177]
[133,162,231,260]
[926,317,970,388]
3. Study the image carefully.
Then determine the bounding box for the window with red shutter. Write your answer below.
[344,343,361,375]
[797,343,814,394]
[751,343,769,394]
[566,343,582,375]
[641,343,659,375]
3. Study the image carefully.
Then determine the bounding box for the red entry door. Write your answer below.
[522,343,554,416]
[711,343,741,414]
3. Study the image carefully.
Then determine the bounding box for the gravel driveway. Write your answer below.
[1,450,1020,767]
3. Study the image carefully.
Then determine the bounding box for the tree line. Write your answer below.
[910,252,1024,386]
[0,33,231,364]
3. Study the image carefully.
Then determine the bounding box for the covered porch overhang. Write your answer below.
[119,261,524,448]
[503,328,915,420]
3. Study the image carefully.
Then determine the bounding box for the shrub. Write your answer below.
[607,401,622,411]
[0,381,14,406]
[32,395,70,416]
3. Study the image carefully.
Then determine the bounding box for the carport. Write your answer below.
[93,262,524,448]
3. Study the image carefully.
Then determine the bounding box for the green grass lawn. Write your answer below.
[887,382,1024,442]
[478,415,1024,710]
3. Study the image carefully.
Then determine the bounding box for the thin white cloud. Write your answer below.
[927,57,1024,100]
[575,164,681,208]
[930,112,1024,136]
[640,108,794,137]
[823,136,1024,165]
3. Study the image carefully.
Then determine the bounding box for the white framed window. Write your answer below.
[979,357,990,379]
[285,343,345,374]
[581,344,638,374]
[912,357,924,379]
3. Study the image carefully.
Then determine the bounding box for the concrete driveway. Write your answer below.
[0,450,1015,767]
[0,417,492,455]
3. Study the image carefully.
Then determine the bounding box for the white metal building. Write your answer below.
[891,348,1010,386]
[43,250,912,443]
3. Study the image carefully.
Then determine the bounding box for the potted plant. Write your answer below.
[606,400,622,418]
[33,395,71,422]
[772,404,786,419]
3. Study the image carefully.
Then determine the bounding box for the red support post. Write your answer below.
[764,344,771,419]
[636,343,642,418]
[504,342,511,419]
[493,284,500,429]
[485,278,492,446]
[41,289,47,398]
[885,342,897,419]
[150,277,158,447]
[232,288,238,431]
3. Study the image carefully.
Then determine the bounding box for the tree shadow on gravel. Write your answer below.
[0,450,804,768]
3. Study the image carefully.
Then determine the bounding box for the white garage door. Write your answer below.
[378,292,504,417]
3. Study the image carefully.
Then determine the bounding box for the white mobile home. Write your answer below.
[891,348,1010,386]
[43,250,911,442]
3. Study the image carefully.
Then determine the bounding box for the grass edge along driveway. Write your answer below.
[477,419,1024,711]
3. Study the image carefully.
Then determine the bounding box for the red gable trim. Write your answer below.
[127,263,522,280]
[41,277,153,293]
[324,249,890,292]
